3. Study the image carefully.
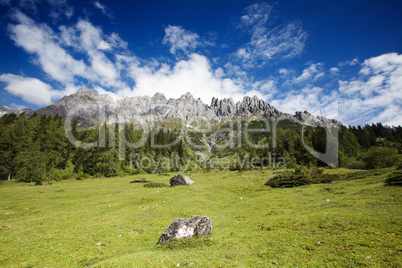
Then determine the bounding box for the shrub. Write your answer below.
[358,147,399,169]
[265,167,313,188]
[385,171,402,186]
[265,167,381,188]
[285,160,298,169]
[73,172,91,180]
[143,182,169,188]
[345,157,365,169]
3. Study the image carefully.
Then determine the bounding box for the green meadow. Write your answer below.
[0,169,400,267]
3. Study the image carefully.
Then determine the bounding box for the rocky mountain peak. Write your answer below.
[74,87,97,97]
[1,88,340,127]
[180,92,195,101]
[152,92,167,104]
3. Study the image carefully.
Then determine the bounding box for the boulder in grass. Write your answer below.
[169,174,194,186]
[158,215,212,244]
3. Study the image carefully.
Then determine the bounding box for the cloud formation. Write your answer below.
[270,53,402,126]
[289,63,324,85]
[338,53,402,126]
[9,11,88,83]
[3,10,271,106]
[0,73,64,106]
[236,3,307,67]
[163,25,203,56]
[128,53,246,103]
[94,1,113,19]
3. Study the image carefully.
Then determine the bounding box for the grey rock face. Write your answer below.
[158,215,212,244]
[295,111,321,125]
[0,105,35,117]
[36,87,111,125]
[169,174,194,186]
[0,105,17,117]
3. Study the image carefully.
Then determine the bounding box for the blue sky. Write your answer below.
[0,0,401,126]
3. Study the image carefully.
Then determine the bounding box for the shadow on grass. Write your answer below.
[156,235,215,250]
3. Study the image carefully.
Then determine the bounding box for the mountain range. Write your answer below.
[0,88,339,127]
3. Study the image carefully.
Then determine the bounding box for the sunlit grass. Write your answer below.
[0,169,400,267]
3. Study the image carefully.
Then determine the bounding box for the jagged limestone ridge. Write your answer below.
[3,88,340,127]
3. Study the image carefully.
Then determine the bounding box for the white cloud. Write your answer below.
[0,73,66,106]
[75,20,123,87]
[75,20,106,50]
[65,6,73,19]
[9,11,127,90]
[127,53,247,103]
[240,3,271,28]
[121,53,279,105]
[236,3,307,67]
[9,103,27,110]
[279,68,291,76]
[329,67,339,74]
[290,63,324,84]
[339,58,359,67]
[271,86,326,115]
[337,53,402,125]
[272,53,402,126]
[94,1,113,19]
[163,25,204,55]
[247,80,277,101]
[97,40,111,50]
[224,63,247,78]
[9,11,88,83]
[107,33,128,50]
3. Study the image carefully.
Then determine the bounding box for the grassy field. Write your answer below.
[0,169,400,267]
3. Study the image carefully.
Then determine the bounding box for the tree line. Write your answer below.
[0,112,400,184]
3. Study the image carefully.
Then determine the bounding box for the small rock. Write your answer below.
[169,174,194,186]
[158,215,212,244]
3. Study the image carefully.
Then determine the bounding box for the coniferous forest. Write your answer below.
[0,112,400,184]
